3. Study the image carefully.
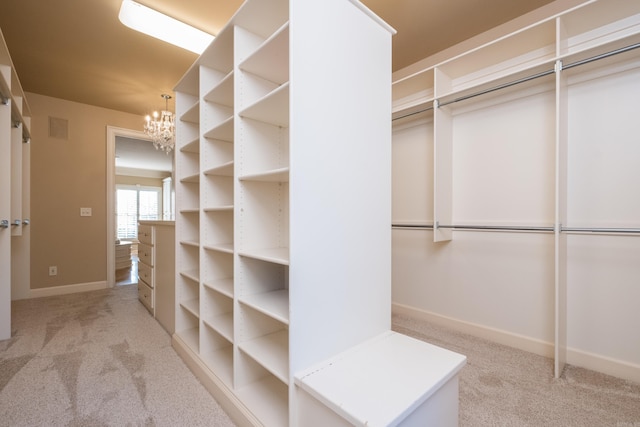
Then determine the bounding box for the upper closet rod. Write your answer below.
[563,42,640,71]
[392,42,640,121]
[392,105,434,122]
[437,68,555,108]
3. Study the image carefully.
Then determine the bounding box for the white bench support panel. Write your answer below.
[294,331,467,427]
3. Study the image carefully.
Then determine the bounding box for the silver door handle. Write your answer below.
[0,220,8,229]
[23,219,30,225]
[12,220,21,226]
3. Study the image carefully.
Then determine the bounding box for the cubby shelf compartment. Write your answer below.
[239,22,289,85]
[202,288,234,342]
[180,298,200,318]
[201,323,234,387]
[204,161,234,177]
[238,248,289,266]
[180,137,200,154]
[239,289,289,325]
[238,82,290,127]
[203,117,234,142]
[176,327,200,353]
[235,366,288,427]
[203,277,234,299]
[203,71,235,107]
[239,167,289,183]
[239,328,289,385]
[180,101,200,124]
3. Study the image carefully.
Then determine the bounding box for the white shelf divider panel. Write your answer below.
[239,82,289,127]
[239,289,289,325]
[239,22,290,85]
[239,329,289,384]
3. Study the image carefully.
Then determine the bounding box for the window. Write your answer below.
[116,185,161,240]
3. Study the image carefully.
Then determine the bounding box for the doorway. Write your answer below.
[106,126,174,287]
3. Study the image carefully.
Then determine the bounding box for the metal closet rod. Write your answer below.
[561,226,640,234]
[392,42,640,121]
[392,224,640,234]
[391,223,554,232]
[563,42,640,71]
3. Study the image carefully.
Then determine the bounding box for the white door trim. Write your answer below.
[106,126,152,287]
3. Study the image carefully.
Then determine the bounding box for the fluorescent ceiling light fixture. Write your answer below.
[119,0,214,54]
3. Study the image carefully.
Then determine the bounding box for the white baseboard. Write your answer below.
[567,347,640,384]
[392,302,554,358]
[393,303,640,384]
[171,334,260,427]
[28,281,109,299]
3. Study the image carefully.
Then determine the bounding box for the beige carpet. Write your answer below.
[1,285,234,427]
[2,285,639,426]
[393,314,640,427]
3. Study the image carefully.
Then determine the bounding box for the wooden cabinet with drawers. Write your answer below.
[137,221,175,334]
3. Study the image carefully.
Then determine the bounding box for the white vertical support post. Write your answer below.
[554,49,568,376]
[433,67,453,242]
[0,66,12,340]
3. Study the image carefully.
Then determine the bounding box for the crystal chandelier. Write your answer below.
[144,94,175,153]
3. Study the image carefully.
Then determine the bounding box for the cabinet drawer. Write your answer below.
[138,261,154,288]
[138,225,155,245]
[138,243,154,267]
[138,281,154,312]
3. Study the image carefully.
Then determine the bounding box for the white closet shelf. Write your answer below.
[239,167,289,182]
[203,70,235,106]
[239,82,289,127]
[179,240,200,249]
[203,312,234,342]
[203,278,234,298]
[180,137,200,153]
[203,243,234,254]
[204,161,234,177]
[239,289,289,325]
[239,22,290,85]
[239,247,289,265]
[203,205,233,212]
[179,208,199,214]
[200,344,233,386]
[180,101,200,124]
[180,173,200,183]
[181,298,200,318]
[203,116,234,142]
[176,327,200,352]
[180,268,200,283]
[235,375,288,427]
[239,329,289,384]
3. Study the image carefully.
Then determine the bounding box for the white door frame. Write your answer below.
[106,126,152,287]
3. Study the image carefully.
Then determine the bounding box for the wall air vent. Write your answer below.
[48,117,69,140]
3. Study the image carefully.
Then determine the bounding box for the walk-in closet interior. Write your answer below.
[392,0,640,383]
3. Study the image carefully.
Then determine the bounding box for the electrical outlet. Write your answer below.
[80,207,92,217]
[49,266,57,276]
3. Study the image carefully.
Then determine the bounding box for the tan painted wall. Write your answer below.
[28,93,142,289]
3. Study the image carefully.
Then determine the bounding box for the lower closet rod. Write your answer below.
[561,227,640,234]
[437,224,554,232]
[391,224,554,232]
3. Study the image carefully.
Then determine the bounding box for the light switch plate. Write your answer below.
[80,207,92,217]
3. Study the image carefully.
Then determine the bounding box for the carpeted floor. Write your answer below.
[2,285,639,426]
[393,314,640,427]
[0,285,234,427]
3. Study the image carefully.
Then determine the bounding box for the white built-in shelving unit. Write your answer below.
[391,0,640,379]
[173,0,398,425]
[0,28,31,340]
